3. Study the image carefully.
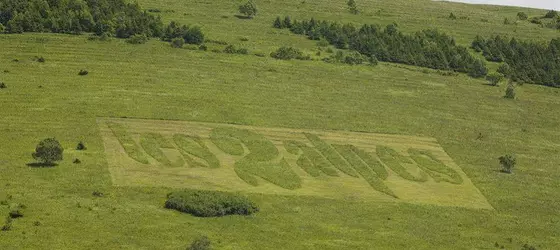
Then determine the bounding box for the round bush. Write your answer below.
[165,190,258,217]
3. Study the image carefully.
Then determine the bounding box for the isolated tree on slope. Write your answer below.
[348,0,358,14]
[239,1,257,18]
[32,138,63,165]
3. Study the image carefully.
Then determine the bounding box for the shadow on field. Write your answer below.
[233,15,252,20]
[26,162,57,168]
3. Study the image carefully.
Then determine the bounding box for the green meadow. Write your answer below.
[1,0,560,249]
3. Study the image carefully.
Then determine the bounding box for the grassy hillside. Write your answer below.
[1,0,559,249]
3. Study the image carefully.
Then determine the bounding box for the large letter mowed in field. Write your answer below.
[98,118,492,209]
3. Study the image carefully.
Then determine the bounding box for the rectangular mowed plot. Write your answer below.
[98,117,492,209]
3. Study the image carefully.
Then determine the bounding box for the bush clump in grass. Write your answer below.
[270,47,308,60]
[35,56,45,63]
[0,82,6,89]
[73,158,81,164]
[8,209,23,219]
[76,141,86,150]
[127,34,148,44]
[224,45,248,55]
[1,217,12,231]
[171,37,185,48]
[187,236,211,250]
[499,154,516,173]
[78,70,89,76]
[165,190,258,217]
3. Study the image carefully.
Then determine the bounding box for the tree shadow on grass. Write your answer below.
[26,162,58,168]
[233,15,252,20]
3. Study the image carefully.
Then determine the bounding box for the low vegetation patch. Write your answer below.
[376,146,428,182]
[173,134,219,168]
[224,45,249,55]
[107,122,149,164]
[304,133,359,177]
[165,190,258,217]
[270,47,309,60]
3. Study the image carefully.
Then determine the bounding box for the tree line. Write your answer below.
[273,16,488,77]
[0,0,204,44]
[472,35,560,87]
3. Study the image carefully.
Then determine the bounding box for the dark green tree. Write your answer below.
[517,12,528,20]
[348,0,358,14]
[504,82,516,99]
[32,138,63,165]
[498,154,516,173]
[273,17,283,28]
[239,1,257,18]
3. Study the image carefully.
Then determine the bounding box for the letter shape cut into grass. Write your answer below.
[211,127,301,190]
[107,122,149,164]
[304,133,359,177]
[376,146,428,182]
[407,149,463,184]
[140,133,185,167]
[284,140,339,177]
[332,145,397,198]
[173,134,220,168]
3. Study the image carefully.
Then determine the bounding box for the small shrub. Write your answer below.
[254,52,266,57]
[92,191,104,197]
[8,209,23,219]
[530,17,542,25]
[78,70,89,76]
[480,18,489,23]
[211,49,221,53]
[449,12,457,20]
[521,243,537,250]
[504,83,516,99]
[199,44,208,51]
[517,12,528,20]
[33,221,41,226]
[0,82,6,89]
[76,142,86,150]
[240,37,249,42]
[273,17,283,28]
[171,38,185,48]
[223,45,248,55]
[503,18,511,25]
[1,217,12,231]
[164,190,259,217]
[36,56,45,63]
[187,236,211,250]
[73,158,81,164]
[498,154,516,173]
[270,47,305,60]
[147,8,161,13]
[127,34,148,44]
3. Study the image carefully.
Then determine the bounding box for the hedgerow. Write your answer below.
[165,190,258,217]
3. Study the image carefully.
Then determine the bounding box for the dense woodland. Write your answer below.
[0,0,203,43]
[472,35,560,87]
[274,17,488,77]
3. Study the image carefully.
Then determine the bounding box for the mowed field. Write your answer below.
[1,0,560,249]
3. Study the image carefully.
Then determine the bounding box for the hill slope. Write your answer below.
[0,0,559,249]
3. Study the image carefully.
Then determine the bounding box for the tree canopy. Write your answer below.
[472,35,560,87]
[274,17,487,77]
